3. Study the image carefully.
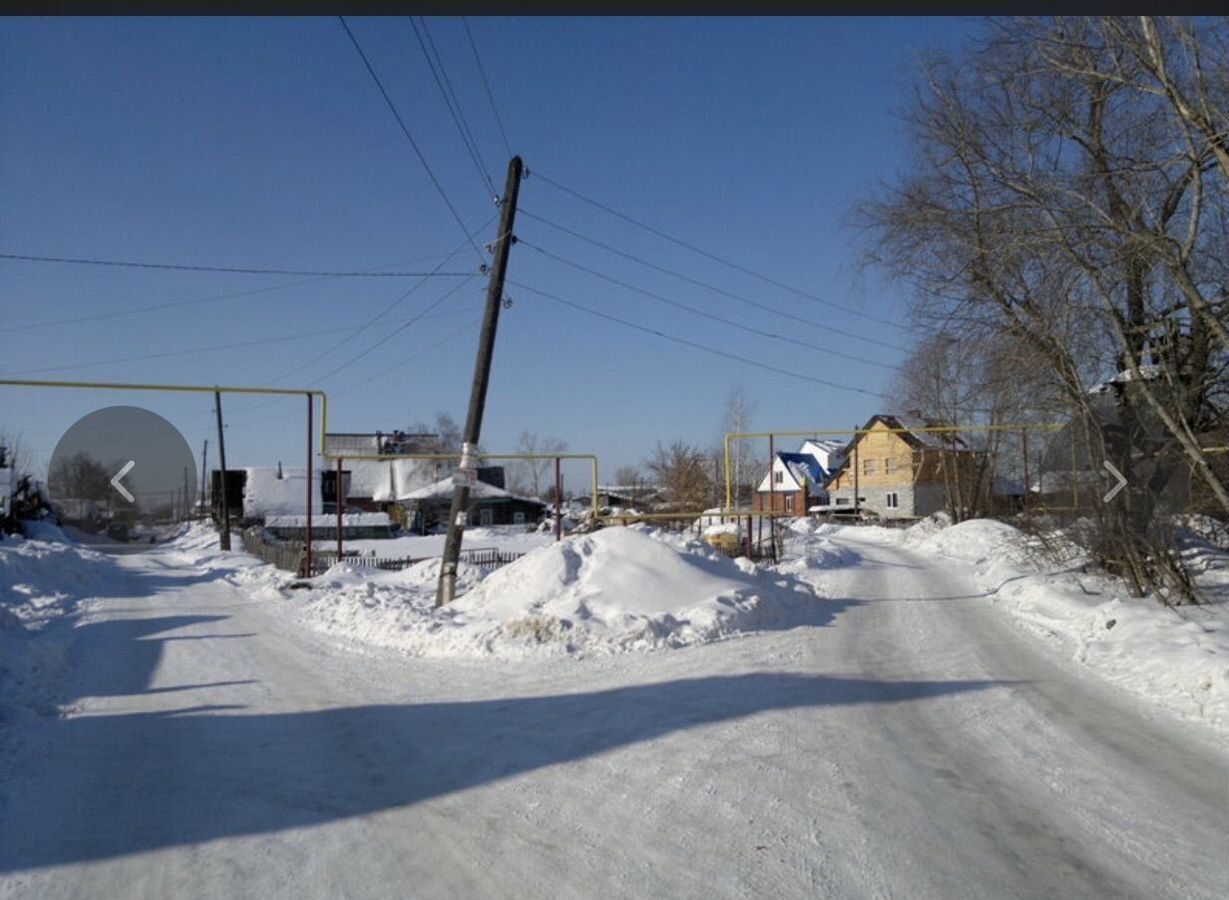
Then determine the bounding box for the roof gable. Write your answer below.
[861,414,969,451]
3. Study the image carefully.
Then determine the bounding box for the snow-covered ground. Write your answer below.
[883,515,1229,735]
[2,517,1228,898]
[301,510,1229,737]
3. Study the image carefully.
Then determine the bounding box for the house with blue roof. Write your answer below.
[752,441,845,516]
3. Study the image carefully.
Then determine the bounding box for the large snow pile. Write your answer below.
[0,531,102,721]
[909,518,1229,734]
[289,527,822,659]
[0,531,100,632]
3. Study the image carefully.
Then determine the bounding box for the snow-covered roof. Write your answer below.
[243,467,321,517]
[401,477,545,505]
[324,433,382,455]
[1089,364,1162,395]
[345,458,442,502]
[799,438,846,462]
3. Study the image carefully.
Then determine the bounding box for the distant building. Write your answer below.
[229,459,527,529]
[323,430,437,457]
[400,477,547,530]
[753,445,837,517]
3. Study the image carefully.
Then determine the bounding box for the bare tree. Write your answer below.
[510,431,568,499]
[887,331,1064,519]
[614,465,651,508]
[48,452,115,501]
[614,465,640,486]
[856,16,1229,600]
[404,412,463,454]
[646,441,713,513]
[0,429,38,482]
[719,384,756,509]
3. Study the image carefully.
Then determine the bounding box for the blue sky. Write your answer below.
[0,16,978,484]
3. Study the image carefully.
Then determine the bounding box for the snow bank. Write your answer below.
[19,519,71,543]
[909,518,1229,735]
[0,531,102,721]
[289,527,822,659]
[778,518,862,572]
[0,532,100,631]
[159,523,293,602]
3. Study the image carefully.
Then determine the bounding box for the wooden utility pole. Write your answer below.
[554,456,562,542]
[199,439,208,521]
[852,424,860,516]
[215,391,231,550]
[436,155,524,606]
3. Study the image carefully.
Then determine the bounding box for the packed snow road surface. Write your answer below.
[1,530,1226,899]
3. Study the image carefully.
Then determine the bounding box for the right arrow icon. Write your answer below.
[1102,460,1127,503]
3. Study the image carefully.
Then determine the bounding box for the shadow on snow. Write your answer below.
[0,668,1008,872]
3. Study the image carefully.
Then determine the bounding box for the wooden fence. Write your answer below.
[240,527,526,578]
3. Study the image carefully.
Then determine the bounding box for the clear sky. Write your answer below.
[0,16,979,485]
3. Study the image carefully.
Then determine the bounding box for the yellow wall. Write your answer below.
[826,421,953,490]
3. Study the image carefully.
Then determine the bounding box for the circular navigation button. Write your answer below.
[47,406,197,552]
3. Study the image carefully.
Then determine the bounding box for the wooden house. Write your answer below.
[823,415,982,519]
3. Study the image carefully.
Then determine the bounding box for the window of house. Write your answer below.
[513,511,525,525]
[480,508,493,526]
[774,470,784,484]
[884,457,897,475]
[862,458,877,475]
[886,492,899,509]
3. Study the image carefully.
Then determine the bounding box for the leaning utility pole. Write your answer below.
[215,391,231,550]
[436,155,524,606]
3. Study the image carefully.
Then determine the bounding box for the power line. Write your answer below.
[2,277,325,334]
[462,16,513,160]
[226,266,480,417]
[0,306,479,378]
[0,250,467,334]
[225,313,483,430]
[336,313,481,398]
[519,239,899,372]
[251,217,494,391]
[519,208,906,351]
[338,16,484,259]
[312,274,478,386]
[0,252,472,278]
[531,170,910,332]
[409,16,496,198]
[507,279,882,399]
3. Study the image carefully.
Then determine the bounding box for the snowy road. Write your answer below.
[2,532,1227,899]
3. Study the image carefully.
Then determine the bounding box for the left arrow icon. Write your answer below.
[111,459,136,502]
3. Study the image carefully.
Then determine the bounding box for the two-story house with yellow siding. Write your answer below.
[823,414,982,519]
